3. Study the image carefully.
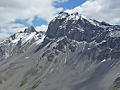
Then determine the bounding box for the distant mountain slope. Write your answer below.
[0,26,45,61]
[0,12,120,90]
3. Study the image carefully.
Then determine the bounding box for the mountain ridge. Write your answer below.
[0,12,120,90]
[0,26,45,61]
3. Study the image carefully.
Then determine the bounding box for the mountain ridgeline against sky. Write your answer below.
[0,12,120,90]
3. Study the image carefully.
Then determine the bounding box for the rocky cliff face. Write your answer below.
[0,12,120,90]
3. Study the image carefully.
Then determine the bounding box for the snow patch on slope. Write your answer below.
[34,35,45,45]
[11,32,36,45]
[109,31,120,37]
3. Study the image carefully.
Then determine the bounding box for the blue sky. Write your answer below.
[0,0,120,40]
[55,0,86,10]
[15,16,48,27]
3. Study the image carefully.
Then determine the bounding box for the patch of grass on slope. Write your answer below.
[112,87,119,90]
[20,79,28,87]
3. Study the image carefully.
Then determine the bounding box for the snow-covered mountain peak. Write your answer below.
[0,26,45,46]
[46,12,104,41]
[10,27,45,45]
[53,12,95,24]
[0,26,45,61]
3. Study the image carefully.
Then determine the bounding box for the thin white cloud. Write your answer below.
[0,33,9,41]
[0,0,67,26]
[66,0,120,24]
[0,23,26,33]
[0,23,27,41]
[35,25,48,32]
